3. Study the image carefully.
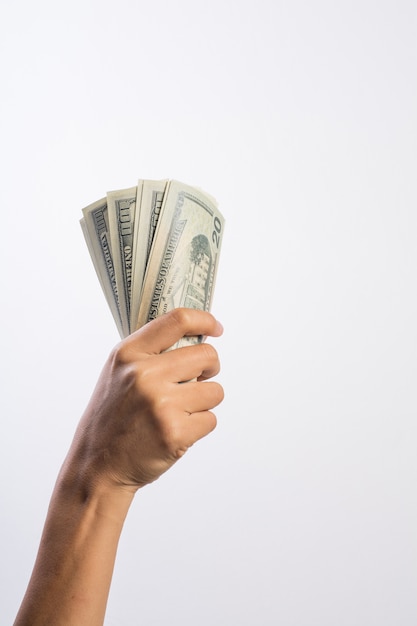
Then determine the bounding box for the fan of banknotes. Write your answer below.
[80,179,225,347]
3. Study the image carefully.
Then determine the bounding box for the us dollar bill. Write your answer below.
[130,179,168,331]
[107,186,138,337]
[135,180,225,348]
[80,198,123,337]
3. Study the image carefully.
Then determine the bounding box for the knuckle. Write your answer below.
[199,341,218,363]
[169,307,192,329]
[133,360,166,406]
[110,345,155,399]
[149,390,170,417]
[156,413,186,458]
[167,307,212,331]
[204,382,224,408]
[207,411,218,432]
[133,362,151,392]
[110,340,134,368]
[213,382,225,404]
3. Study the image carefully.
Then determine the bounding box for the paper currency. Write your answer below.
[130,179,167,332]
[80,179,224,341]
[81,197,123,337]
[107,186,138,336]
[136,180,224,348]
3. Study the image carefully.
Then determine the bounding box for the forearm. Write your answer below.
[14,455,134,626]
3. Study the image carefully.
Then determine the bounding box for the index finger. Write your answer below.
[130,308,223,354]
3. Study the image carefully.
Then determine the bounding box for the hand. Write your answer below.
[67,308,224,494]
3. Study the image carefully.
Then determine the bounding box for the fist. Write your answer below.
[71,308,224,492]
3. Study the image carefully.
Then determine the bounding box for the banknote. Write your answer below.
[135,180,225,348]
[80,197,123,337]
[107,186,138,337]
[130,179,167,331]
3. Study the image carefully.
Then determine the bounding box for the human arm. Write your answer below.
[13,308,224,626]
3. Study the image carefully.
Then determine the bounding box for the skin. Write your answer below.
[14,308,224,626]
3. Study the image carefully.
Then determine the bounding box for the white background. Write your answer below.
[1,1,416,624]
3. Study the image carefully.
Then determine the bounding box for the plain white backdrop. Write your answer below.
[1,1,416,624]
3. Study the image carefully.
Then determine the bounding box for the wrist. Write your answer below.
[55,445,135,528]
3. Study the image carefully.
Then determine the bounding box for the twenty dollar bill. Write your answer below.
[136,180,224,347]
